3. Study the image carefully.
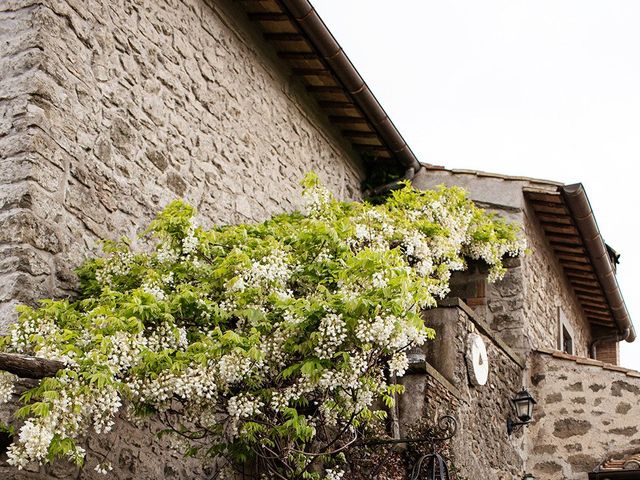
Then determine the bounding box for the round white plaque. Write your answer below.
[466,333,489,386]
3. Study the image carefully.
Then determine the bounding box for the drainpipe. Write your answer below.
[590,328,630,360]
[363,166,417,197]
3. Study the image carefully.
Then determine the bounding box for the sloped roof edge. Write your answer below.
[240,0,421,173]
[422,164,563,186]
[535,348,640,376]
[561,183,636,342]
[279,0,421,172]
[421,167,633,341]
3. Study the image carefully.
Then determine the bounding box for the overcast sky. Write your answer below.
[312,0,640,370]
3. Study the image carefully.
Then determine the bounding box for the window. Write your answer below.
[562,325,574,355]
[558,308,574,355]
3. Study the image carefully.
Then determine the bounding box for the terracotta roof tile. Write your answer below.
[575,357,605,367]
[603,364,631,373]
[599,453,640,471]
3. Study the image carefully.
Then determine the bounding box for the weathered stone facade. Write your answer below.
[0,1,53,335]
[0,0,364,477]
[399,300,526,479]
[413,167,637,479]
[1,1,637,479]
[522,204,592,357]
[528,350,640,479]
[0,0,364,332]
[413,167,594,357]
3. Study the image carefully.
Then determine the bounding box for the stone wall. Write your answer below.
[527,349,640,479]
[0,0,364,477]
[399,300,527,479]
[449,257,528,353]
[0,0,364,332]
[0,1,52,335]
[0,383,208,480]
[414,168,594,358]
[521,204,592,357]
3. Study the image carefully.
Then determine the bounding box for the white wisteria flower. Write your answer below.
[0,173,523,479]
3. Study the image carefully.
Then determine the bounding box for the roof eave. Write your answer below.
[561,183,636,342]
[279,0,421,172]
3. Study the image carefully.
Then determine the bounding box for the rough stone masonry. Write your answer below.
[0,0,364,477]
[528,351,640,479]
[0,0,364,332]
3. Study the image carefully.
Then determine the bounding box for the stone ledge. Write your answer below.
[575,357,606,367]
[437,297,525,369]
[603,364,631,373]
[424,360,463,402]
[423,165,562,186]
[406,357,464,402]
[534,348,640,377]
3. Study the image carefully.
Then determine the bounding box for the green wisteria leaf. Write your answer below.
[0,174,523,478]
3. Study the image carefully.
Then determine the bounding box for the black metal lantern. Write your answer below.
[507,388,537,435]
[522,474,536,480]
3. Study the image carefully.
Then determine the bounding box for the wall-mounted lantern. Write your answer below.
[507,388,537,435]
[522,474,536,480]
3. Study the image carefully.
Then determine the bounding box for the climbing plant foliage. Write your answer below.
[0,175,523,478]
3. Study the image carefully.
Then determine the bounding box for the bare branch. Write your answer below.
[0,352,66,379]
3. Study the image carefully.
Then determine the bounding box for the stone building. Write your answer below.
[405,167,639,479]
[0,0,638,479]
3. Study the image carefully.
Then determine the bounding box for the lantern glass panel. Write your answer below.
[512,389,535,422]
[514,399,529,421]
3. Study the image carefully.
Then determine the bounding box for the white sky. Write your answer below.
[312,0,640,370]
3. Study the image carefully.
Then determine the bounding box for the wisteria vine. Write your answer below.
[0,174,524,478]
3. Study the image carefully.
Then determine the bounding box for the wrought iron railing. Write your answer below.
[362,415,458,479]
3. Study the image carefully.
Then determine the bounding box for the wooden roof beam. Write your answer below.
[570,278,601,288]
[342,130,378,139]
[531,199,567,209]
[580,303,612,314]
[572,287,603,297]
[575,292,608,303]
[541,220,577,229]
[248,12,289,21]
[318,100,356,108]
[305,85,343,93]
[549,243,587,254]
[278,51,317,60]
[353,145,389,153]
[264,33,305,41]
[329,116,369,125]
[547,235,583,245]
[557,251,590,260]
[559,259,593,271]
[292,68,333,76]
[583,305,612,315]
[537,214,573,225]
[587,318,616,327]
[585,312,614,322]
[531,205,569,215]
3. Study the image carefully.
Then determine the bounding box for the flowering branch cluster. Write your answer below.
[0,174,523,478]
